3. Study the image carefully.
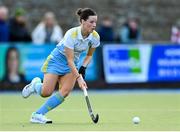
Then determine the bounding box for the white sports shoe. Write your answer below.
[30,112,52,124]
[22,77,41,98]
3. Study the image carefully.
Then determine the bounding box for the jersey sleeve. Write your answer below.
[91,31,100,48]
[63,30,75,49]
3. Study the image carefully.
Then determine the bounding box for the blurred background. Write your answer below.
[0,0,180,91]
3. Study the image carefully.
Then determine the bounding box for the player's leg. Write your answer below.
[37,72,77,114]
[35,72,76,115]
[40,73,59,97]
[35,73,60,115]
[22,73,58,98]
[31,73,76,124]
[30,73,59,124]
[58,72,76,98]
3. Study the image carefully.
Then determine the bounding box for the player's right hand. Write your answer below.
[77,74,87,90]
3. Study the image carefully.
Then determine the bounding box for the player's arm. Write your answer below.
[65,47,87,89]
[64,47,79,78]
[83,47,96,66]
[79,47,96,79]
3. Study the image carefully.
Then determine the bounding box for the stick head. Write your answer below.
[93,114,99,124]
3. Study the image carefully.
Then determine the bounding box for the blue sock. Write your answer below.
[34,82,42,96]
[36,92,64,115]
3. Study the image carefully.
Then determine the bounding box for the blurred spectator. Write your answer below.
[1,47,25,84]
[0,6,9,42]
[171,19,180,44]
[119,17,141,44]
[32,11,63,45]
[98,16,114,42]
[9,8,31,42]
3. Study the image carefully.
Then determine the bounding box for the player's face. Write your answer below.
[82,15,97,34]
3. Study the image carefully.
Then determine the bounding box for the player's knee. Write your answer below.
[60,89,70,98]
[41,90,52,97]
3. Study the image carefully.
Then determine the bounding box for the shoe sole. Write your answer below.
[30,119,52,124]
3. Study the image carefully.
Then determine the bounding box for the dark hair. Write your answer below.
[76,8,97,22]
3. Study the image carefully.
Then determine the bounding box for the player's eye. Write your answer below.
[89,21,96,24]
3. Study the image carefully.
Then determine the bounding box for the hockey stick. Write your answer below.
[83,88,99,124]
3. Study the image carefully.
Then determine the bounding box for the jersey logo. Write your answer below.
[71,29,78,38]
[92,31,99,38]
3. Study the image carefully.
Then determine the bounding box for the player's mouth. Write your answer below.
[91,28,95,31]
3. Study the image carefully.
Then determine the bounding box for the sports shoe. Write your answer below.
[22,77,41,98]
[30,112,52,124]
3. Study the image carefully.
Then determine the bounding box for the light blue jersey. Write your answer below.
[41,26,100,75]
[56,26,100,62]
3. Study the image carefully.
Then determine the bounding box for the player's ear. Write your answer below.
[81,19,86,24]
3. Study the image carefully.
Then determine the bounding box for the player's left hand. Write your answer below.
[78,66,86,79]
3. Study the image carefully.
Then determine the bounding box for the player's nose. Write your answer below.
[93,22,96,27]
